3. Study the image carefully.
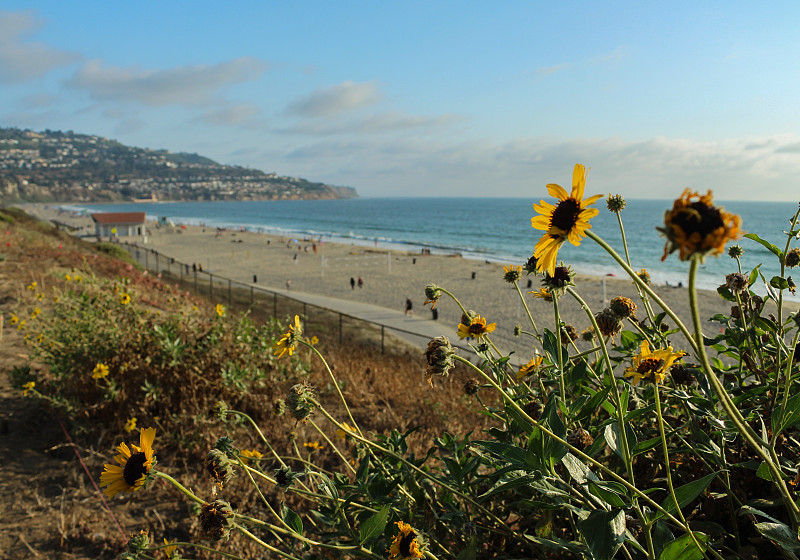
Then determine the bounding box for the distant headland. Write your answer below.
[0,127,358,203]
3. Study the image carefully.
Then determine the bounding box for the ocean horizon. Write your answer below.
[62,197,800,297]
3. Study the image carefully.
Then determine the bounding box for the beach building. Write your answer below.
[91,212,146,239]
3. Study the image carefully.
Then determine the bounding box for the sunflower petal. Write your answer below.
[571,164,587,199]
[581,194,603,207]
[546,183,569,201]
[530,215,551,230]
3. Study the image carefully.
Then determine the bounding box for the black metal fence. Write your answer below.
[120,242,462,355]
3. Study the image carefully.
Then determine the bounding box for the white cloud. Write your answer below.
[194,104,265,128]
[285,81,382,118]
[0,10,80,83]
[67,57,269,106]
[280,134,800,200]
[279,111,462,135]
[534,63,570,78]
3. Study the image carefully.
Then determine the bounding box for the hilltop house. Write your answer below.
[91,212,146,239]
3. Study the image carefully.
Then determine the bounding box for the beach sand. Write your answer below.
[26,204,798,360]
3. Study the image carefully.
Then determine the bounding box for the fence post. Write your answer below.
[303,302,307,319]
[194,270,197,292]
[145,249,148,270]
[209,273,213,299]
[250,286,254,306]
[155,251,159,272]
[381,325,385,354]
[273,293,277,317]
[228,279,232,306]
[339,313,343,345]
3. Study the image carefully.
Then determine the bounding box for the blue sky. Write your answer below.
[2,2,800,200]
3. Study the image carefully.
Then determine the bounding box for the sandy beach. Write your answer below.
[26,204,799,360]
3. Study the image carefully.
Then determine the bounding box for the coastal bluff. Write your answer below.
[0,127,358,204]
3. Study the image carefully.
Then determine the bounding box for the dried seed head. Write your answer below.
[205,449,236,488]
[567,428,594,451]
[560,324,578,345]
[670,363,695,386]
[524,400,543,421]
[200,500,234,541]
[787,248,800,268]
[609,296,637,320]
[273,398,286,416]
[424,336,456,384]
[286,383,317,422]
[580,327,595,342]
[595,308,623,338]
[424,284,443,308]
[725,273,749,293]
[463,379,480,396]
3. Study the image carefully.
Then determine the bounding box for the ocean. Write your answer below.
[68,197,799,294]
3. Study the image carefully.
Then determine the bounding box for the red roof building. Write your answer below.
[91,212,146,238]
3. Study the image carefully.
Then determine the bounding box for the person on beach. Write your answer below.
[405,298,413,316]
[358,276,364,289]
[286,279,292,290]
[350,277,356,290]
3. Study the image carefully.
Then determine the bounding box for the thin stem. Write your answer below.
[307,418,357,474]
[688,258,800,526]
[586,230,699,355]
[303,342,362,438]
[514,281,541,338]
[654,386,706,557]
[552,294,566,399]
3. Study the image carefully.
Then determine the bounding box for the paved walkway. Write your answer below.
[263,285,459,351]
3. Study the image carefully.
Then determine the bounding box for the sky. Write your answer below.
[2,2,800,201]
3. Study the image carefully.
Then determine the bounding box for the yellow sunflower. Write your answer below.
[531,164,603,276]
[22,381,35,396]
[272,315,303,358]
[124,417,138,433]
[457,315,497,339]
[240,449,264,464]
[92,362,110,379]
[215,303,226,317]
[336,422,356,440]
[528,287,554,302]
[99,427,156,498]
[303,441,324,451]
[517,356,544,382]
[388,521,425,560]
[119,293,131,305]
[503,265,523,283]
[660,189,742,262]
[624,340,685,385]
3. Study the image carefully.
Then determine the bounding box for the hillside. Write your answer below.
[0,127,358,203]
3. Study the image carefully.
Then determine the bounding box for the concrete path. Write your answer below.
[262,285,460,352]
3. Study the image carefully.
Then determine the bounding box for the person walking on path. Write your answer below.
[286,279,292,291]
[358,276,364,289]
[405,298,413,316]
[350,277,356,290]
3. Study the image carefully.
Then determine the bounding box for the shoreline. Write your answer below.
[23,203,798,360]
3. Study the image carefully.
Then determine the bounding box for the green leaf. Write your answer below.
[749,264,762,287]
[754,522,800,556]
[652,472,718,522]
[280,502,304,535]
[542,329,560,367]
[770,276,790,290]
[577,509,626,560]
[359,505,389,545]
[657,532,709,560]
[716,285,735,301]
[773,392,800,435]
[604,422,638,461]
[756,461,775,482]
[745,233,783,259]
[587,480,629,508]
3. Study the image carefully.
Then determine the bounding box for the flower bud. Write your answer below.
[205,449,236,488]
[606,194,627,212]
[286,383,317,422]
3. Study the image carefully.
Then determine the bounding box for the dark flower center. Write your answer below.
[551,198,581,231]
[637,358,665,375]
[673,201,723,238]
[468,322,485,334]
[123,451,148,486]
[399,531,417,558]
